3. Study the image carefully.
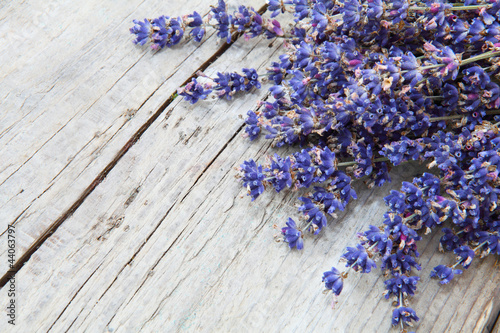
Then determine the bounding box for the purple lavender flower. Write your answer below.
[281,218,303,249]
[269,85,286,99]
[322,267,344,295]
[267,0,285,18]
[311,3,328,34]
[387,0,408,24]
[392,307,419,326]
[265,154,292,192]
[463,66,490,89]
[401,52,423,87]
[442,83,459,107]
[151,16,184,50]
[359,225,393,257]
[328,171,357,208]
[239,159,265,201]
[186,11,205,42]
[293,0,310,20]
[298,197,327,233]
[413,173,440,197]
[384,191,407,214]
[381,137,425,166]
[242,68,261,90]
[430,265,462,284]
[401,181,424,210]
[232,6,257,33]
[351,141,373,177]
[214,72,235,99]
[382,250,421,274]
[384,274,420,299]
[317,147,336,181]
[294,150,317,188]
[211,0,232,43]
[451,19,469,44]
[244,110,260,140]
[130,19,152,45]
[366,0,383,20]
[266,116,299,146]
[187,11,203,27]
[370,162,391,187]
[485,233,500,255]
[246,12,263,39]
[341,0,362,30]
[178,78,212,104]
[311,187,343,215]
[264,19,284,38]
[342,244,376,273]
[454,246,475,269]
[440,228,463,252]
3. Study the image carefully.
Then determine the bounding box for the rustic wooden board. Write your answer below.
[2,1,500,332]
[0,0,265,274]
[1,12,499,331]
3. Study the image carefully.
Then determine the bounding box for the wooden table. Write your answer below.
[1,0,499,331]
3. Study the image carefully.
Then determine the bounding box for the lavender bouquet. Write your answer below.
[131,0,500,330]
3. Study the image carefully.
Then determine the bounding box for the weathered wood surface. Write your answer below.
[0,0,267,274]
[1,1,500,332]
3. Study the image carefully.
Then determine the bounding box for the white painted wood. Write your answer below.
[0,0,266,274]
[0,21,498,332]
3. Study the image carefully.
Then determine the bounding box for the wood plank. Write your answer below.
[0,0,265,274]
[2,23,499,332]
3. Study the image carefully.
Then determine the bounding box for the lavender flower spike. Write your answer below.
[342,244,376,273]
[322,267,344,295]
[238,159,265,201]
[177,78,212,104]
[430,265,462,284]
[281,218,303,250]
[392,306,419,326]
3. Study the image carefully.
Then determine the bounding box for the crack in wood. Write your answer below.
[178,122,246,205]
[491,309,500,332]
[47,261,105,332]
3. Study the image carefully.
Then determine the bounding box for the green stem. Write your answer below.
[429,109,500,122]
[408,4,491,11]
[337,157,389,167]
[302,220,314,233]
[403,51,500,75]
[473,241,489,252]
[462,50,500,66]
[416,64,444,71]
[367,242,379,252]
[403,213,418,223]
[450,4,491,10]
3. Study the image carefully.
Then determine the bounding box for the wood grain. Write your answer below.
[0,0,265,274]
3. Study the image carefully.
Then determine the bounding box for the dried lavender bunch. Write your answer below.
[238,0,500,330]
[131,0,500,330]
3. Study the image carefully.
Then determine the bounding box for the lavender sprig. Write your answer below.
[130,0,288,50]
